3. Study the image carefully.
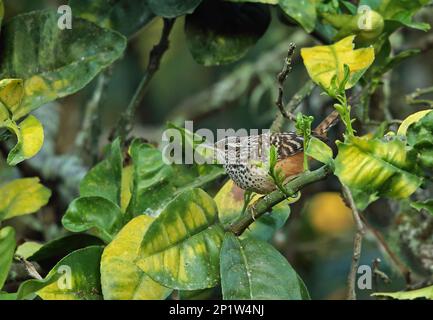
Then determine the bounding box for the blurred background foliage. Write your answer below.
[1,0,433,299]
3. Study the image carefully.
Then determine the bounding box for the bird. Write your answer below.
[214,111,339,194]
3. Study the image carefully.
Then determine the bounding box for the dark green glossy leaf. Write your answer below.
[136,188,224,290]
[79,139,122,206]
[127,140,224,217]
[69,0,154,37]
[279,0,317,33]
[62,197,124,243]
[185,1,270,66]
[17,246,103,300]
[148,0,202,18]
[0,226,15,289]
[220,233,304,300]
[28,234,104,266]
[0,10,127,119]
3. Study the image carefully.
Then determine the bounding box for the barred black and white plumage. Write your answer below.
[214,132,305,194]
[214,111,339,194]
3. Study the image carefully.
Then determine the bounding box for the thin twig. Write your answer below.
[342,184,365,300]
[271,80,316,132]
[228,165,330,236]
[113,18,175,142]
[362,216,412,285]
[275,43,297,122]
[406,86,433,107]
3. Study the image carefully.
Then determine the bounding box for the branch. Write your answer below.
[275,43,297,123]
[342,184,366,300]
[228,165,331,236]
[113,18,175,142]
[406,86,433,107]
[271,80,315,132]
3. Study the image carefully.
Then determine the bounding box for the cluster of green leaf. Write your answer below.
[1,139,303,300]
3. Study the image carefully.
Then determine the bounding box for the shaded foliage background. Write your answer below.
[1,0,433,300]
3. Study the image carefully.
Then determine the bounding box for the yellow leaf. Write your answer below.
[0,103,8,122]
[372,285,433,300]
[120,165,133,212]
[101,215,172,300]
[0,178,51,221]
[5,115,44,165]
[136,189,224,290]
[397,109,432,136]
[301,35,375,90]
[0,79,24,114]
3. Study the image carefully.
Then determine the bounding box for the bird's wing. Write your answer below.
[270,132,304,160]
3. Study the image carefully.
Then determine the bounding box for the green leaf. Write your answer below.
[166,123,216,162]
[69,0,155,37]
[306,136,333,165]
[411,200,433,216]
[136,188,224,290]
[0,9,127,119]
[215,180,295,241]
[17,246,103,300]
[15,242,43,260]
[3,115,44,165]
[79,138,122,206]
[28,234,104,265]
[301,35,375,91]
[0,178,51,222]
[334,136,423,210]
[101,215,172,300]
[406,110,433,170]
[0,78,24,114]
[372,285,433,300]
[62,197,124,243]
[148,0,202,18]
[376,0,430,31]
[127,140,224,217]
[0,292,17,300]
[0,226,16,289]
[185,1,270,66]
[220,233,304,300]
[279,0,317,33]
[397,109,432,136]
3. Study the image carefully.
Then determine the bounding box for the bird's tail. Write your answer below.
[312,110,340,139]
